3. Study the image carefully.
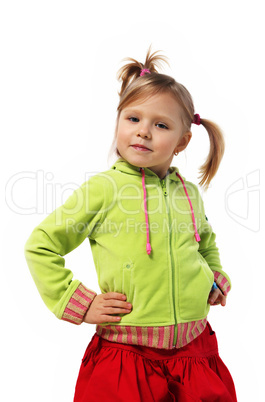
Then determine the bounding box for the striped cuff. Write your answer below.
[213,271,231,296]
[61,283,97,325]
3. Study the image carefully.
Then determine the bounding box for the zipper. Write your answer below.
[161,179,168,196]
[160,178,178,347]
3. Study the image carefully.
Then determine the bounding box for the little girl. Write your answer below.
[25,47,237,401]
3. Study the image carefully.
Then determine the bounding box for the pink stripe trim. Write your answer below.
[96,322,206,349]
[75,288,91,303]
[126,326,133,344]
[189,321,196,342]
[64,307,83,320]
[194,325,200,338]
[158,326,165,348]
[199,320,205,332]
[220,277,227,289]
[214,271,231,295]
[148,327,154,347]
[176,319,207,348]
[181,323,188,347]
[169,325,174,349]
[61,283,97,324]
[108,327,115,342]
[69,297,88,311]
[214,272,220,280]
[136,326,143,345]
[176,172,201,242]
[117,326,123,343]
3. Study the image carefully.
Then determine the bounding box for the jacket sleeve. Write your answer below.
[24,174,107,324]
[195,186,232,296]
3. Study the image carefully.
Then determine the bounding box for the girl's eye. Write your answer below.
[156,123,168,129]
[128,117,139,123]
[128,117,168,129]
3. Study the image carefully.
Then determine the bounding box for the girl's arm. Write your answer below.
[195,187,232,296]
[24,174,107,324]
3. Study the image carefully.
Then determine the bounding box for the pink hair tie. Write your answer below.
[140,68,151,77]
[193,114,201,125]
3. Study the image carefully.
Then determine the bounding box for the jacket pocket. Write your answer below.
[198,253,214,285]
[178,253,214,321]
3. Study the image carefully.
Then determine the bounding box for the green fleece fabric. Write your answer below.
[25,158,231,327]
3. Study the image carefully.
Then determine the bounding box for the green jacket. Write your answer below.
[24,158,231,349]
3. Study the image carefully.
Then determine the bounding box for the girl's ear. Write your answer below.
[175,131,192,153]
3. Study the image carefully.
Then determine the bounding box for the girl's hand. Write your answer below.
[208,287,227,306]
[83,292,132,324]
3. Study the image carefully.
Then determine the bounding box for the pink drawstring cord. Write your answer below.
[140,168,152,255]
[140,168,200,255]
[176,172,201,242]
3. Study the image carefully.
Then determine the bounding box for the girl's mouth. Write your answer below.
[131,144,152,152]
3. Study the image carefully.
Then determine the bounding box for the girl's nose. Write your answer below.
[137,124,151,139]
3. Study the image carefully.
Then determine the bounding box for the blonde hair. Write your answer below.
[110,46,225,190]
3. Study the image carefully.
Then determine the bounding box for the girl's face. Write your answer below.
[116,91,192,179]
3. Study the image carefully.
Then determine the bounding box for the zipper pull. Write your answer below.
[161,180,168,196]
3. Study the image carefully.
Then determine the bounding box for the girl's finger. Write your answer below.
[104,299,132,309]
[100,315,122,323]
[106,307,131,314]
[103,292,127,301]
[208,289,220,304]
[220,295,227,306]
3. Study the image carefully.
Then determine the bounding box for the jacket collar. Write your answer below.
[111,158,184,182]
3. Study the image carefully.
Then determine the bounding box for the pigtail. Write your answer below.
[198,119,225,191]
[117,45,169,97]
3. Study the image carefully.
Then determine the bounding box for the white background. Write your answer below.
[1,1,264,401]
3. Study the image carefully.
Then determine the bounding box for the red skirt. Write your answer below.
[74,322,237,401]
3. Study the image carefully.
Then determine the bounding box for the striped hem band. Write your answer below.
[96,318,207,350]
